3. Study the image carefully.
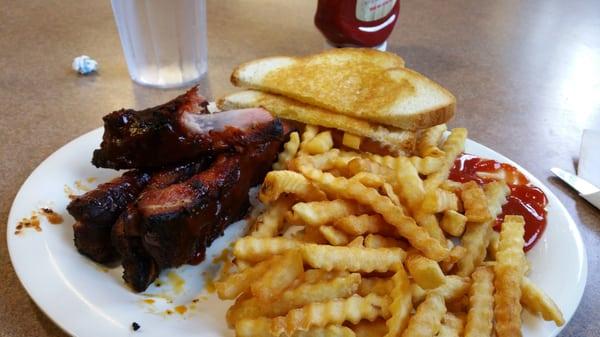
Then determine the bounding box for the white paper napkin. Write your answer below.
[578,129,600,209]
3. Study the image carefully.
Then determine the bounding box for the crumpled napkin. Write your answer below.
[578,129,600,209]
[72,55,98,75]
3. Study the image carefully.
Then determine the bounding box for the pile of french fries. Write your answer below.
[215,125,564,337]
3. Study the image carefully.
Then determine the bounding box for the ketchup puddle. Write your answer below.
[449,154,548,251]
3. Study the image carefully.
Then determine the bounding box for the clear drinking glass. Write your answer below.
[111,0,208,88]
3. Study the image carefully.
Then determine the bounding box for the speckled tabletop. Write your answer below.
[1,0,599,336]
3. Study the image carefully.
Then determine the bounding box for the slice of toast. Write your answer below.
[231,48,454,130]
[217,90,416,155]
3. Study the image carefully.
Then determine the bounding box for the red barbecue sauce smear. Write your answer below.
[449,154,548,251]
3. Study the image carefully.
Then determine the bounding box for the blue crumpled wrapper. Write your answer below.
[72,55,98,75]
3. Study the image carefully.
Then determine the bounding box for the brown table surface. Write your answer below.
[1,0,599,336]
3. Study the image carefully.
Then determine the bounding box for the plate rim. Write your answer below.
[6,127,588,337]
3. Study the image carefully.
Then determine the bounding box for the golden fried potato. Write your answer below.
[421,188,459,213]
[342,132,362,150]
[347,236,365,248]
[494,215,526,337]
[274,131,301,170]
[260,170,327,203]
[251,250,304,302]
[521,277,564,326]
[409,155,445,175]
[357,277,395,297]
[293,200,363,227]
[364,233,406,249]
[227,273,361,326]
[411,275,471,306]
[305,131,334,155]
[236,294,391,337]
[417,124,447,157]
[461,181,492,222]
[440,210,467,237]
[401,293,446,337]
[333,214,396,237]
[299,164,448,261]
[216,257,274,299]
[406,254,446,290]
[301,243,406,273]
[440,245,467,273]
[384,264,412,337]
[464,266,494,337]
[349,319,388,337]
[437,313,464,337]
[301,125,320,148]
[424,128,467,192]
[252,197,295,238]
[234,236,301,262]
[320,226,350,246]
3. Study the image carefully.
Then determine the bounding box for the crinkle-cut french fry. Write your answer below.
[234,236,301,262]
[421,188,459,213]
[301,243,406,272]
[487,230,499,261]
[424,128,467,192]
[441,245,467,273]
[437,313,464,337]
[384,264,412,337]
[274,132,301,170]
[406,254,446,290]
[236,294,391,337]
[342,132,362,150]
[381,183,401,207]
[227,273,361,326]
[409,155,445,175]
[417,124,447,157]
[347,236,365,248]
[252,197,295,238]
[464,266,494,337]
[440,210,467,237]
[357,277,395,297]
[349,172,386,188]
[364,234,406,249]
[298,164,448,261]
[293,149,357,172]
[455,222,491,277]
[304,131,334,155]
[400,293,446,337]
[456,181,510,276]
[461,181,492,222]
[301,125,320,148]
[333,214,397,237]
[411,275,472,306]
[394,157,426,208]
[320,226,350,246]
[440,180,463,194]
[347,157,396,181]
[216,257,274,299]
[349,319,388,337]
[303,226,329,244]
[494,215,526,337]
[251,250,304,302]
[483,181,511,216]
[302,269,350,284]
[414,212,446,244]
[293,200,363,227]
[294,325,357,337]
[521,277,564,326]
[235,259,253,271]
[260,170,327,203]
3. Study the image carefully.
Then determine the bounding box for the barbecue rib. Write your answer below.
[111,160,211,291]
[67,170,150,263]
[92,86,283,169]
[137,141,282,271]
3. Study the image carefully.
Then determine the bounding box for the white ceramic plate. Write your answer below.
[7,127,587,337]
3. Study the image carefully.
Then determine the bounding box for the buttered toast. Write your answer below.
[217,90,416,155]
[230,48,454,130]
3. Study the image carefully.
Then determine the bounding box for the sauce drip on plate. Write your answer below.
[449,154,548,251]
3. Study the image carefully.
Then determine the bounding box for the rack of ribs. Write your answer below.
[70,86,287,291]
[92,86,283,170]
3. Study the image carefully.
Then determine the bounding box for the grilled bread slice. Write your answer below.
[217,90,416,155]
[230,48,454,130]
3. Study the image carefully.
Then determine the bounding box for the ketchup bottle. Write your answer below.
[314,0,400,50]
